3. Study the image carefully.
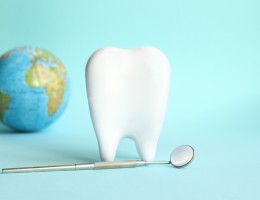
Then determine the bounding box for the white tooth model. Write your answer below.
[85,47,171,161]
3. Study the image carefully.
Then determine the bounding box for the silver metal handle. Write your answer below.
[2,160,140,174]
[94,160,137,169]
[2,163,95,174]
[2,164,76,174]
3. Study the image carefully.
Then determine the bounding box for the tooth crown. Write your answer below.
[86,47,171,161]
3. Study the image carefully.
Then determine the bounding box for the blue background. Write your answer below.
[0,0,259,199]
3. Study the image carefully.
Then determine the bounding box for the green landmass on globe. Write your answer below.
[25,48,67,116]
[0,90,10,121]
[0,51,11,61]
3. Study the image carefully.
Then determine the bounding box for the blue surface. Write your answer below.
[0,0,260,199]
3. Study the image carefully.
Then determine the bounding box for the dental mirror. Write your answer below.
[143,145,195,167]
[170,145,195,167]
[2,145,195,174]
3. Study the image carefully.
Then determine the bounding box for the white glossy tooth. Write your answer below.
[86,47,171,161]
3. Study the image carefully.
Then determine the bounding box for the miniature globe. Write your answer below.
[0,46,70,132]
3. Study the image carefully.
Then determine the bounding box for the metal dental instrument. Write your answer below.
[2,145,195,174]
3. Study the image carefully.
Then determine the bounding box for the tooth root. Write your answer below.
[96,130,121,161]
[134,132,159,161]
